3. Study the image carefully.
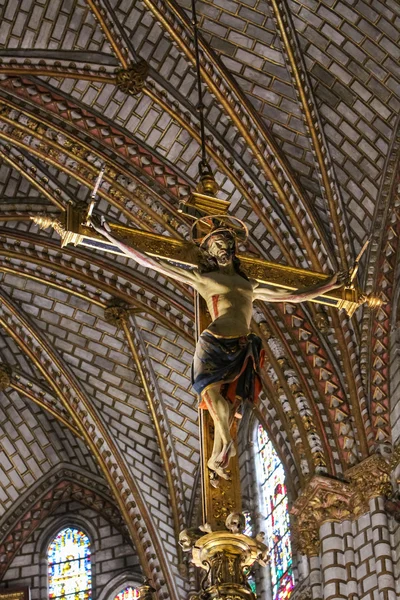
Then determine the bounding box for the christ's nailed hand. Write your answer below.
[330,270,350,288]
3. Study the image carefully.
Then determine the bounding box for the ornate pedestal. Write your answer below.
[180,513,268,600]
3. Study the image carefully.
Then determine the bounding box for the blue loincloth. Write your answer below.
[192,329,264,407]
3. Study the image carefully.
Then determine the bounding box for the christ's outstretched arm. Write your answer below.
[253,272,347,303]
[90,216,200,288]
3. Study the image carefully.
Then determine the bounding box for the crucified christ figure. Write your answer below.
[91,216,345,479]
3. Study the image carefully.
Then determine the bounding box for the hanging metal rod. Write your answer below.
[191,0,210,175]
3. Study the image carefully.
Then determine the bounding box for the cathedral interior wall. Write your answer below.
[0,500,141,598]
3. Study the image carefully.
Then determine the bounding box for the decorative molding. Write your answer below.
[265,0,351,272]
[116,60,149,96]
[0,88,187,234]
[346,454,392,517]
[0,230,194,341]
[291,455,392,555]
[0,589,29,600]
[0,471,128,577]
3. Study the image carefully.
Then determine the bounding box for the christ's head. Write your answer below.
[199,229,248,280]
[203,231,235,266]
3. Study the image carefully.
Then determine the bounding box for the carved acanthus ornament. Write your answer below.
[116,60,149,95]
[292,455,392,555]
[291,476,352,556]
[346,454,392,516]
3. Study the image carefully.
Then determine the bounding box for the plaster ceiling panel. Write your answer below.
[0,312,41,381]
[0,269,181,534]
[0,0,112,55]
[35,73,251,213]
[112,4,281,198]
[0,386,100,519]
[0,163,42,203]
[136,313,199,507]
[291,0,400,254]
[174,0,324,211]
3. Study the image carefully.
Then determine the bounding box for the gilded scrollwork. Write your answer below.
[291,476,352,556]
[292,457,392,555]
[116,60,149,95]
[184,511,268,600]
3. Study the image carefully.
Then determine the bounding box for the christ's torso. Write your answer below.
[196,271,255,337]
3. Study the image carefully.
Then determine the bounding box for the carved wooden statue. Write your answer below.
[90,214,345,479]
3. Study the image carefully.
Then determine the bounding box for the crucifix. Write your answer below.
[30,0,381,531]
[32,172,379,596]
[32,185,378,532]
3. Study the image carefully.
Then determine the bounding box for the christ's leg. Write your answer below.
[201,386,236,472]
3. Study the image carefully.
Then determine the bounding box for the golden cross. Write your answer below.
[34,203,379,317]
[32,200,379,529]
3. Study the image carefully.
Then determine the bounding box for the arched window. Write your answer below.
[48,527,92,599]
[257,424,294,600]
[114,588,139,600]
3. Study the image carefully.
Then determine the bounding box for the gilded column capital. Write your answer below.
[346,454,392,516]
[138,580,156,600]
[290,476,352,556]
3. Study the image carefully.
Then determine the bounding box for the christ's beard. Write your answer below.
[216,253,231,265]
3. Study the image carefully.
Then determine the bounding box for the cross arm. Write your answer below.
[31,210,381,317]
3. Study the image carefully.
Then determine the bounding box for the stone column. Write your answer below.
[369,496,396,600]
[341,519,359,600]
[292,455,393,600]
[308,555,323,600]
[347,454,394,600]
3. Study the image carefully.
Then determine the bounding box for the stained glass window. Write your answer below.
[48,527,91,600]
[114,588,139,600]
[257,425,294,600]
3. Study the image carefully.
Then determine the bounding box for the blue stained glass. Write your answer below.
[114,588,139,600]
[48,527,91,600]
[258,425,294,600]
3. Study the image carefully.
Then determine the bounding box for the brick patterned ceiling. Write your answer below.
[0,0,399,597]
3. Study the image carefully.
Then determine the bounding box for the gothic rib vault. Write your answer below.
[0,0,399,598]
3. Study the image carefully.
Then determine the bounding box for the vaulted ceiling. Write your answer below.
[0,0,399,598]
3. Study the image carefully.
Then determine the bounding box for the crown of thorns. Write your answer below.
[190,215,248,249]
